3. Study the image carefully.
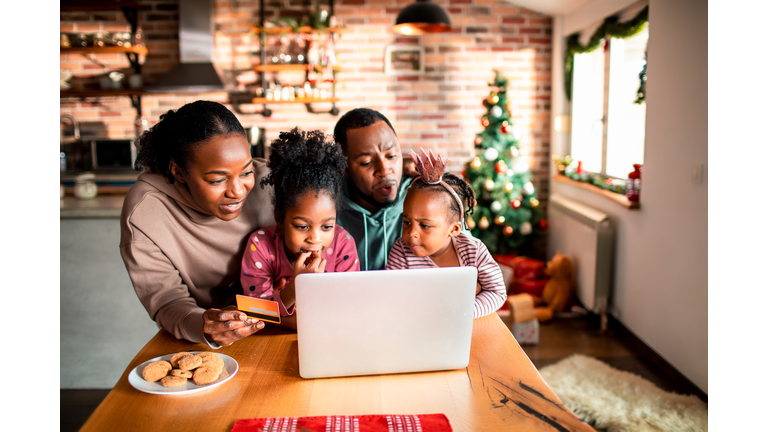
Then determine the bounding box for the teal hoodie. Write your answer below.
[337,177,413,271]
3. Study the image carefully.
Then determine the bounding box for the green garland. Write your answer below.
[564,6,648,101]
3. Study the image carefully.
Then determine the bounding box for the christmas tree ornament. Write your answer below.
[494,215,505,225]
[511,199,521,209]
[484,147,499,161]
[530,198,539,208]
[511,147,519,157]
[471,157,482,169]
[514,160,529,173]
[506,168,514,176]
[491,105,502,118]
[479,216,489,229]
[481,117,490,127]
[520,221,532,235]
[524,182,535,195]
[461,169,466,178]
[503,226,513,236]
[490,200,502,212]
[484,178,495,191]
[466,217,476,230]
[474,136,483,147]
[539,220,548,229]
[495,160,508,174]
[487,91,499,105]
[504,182,513,192]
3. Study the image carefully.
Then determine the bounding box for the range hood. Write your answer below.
[146,0,224,93]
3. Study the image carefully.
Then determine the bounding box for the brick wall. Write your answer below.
[60,0,552,208]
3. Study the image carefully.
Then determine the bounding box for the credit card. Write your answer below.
[236,294,281,324]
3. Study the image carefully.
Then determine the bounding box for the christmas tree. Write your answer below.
[463,70,545,256]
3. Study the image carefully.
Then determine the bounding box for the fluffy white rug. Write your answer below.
[539,354,707,432]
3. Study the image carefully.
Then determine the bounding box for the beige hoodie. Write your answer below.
[119,159,274,345]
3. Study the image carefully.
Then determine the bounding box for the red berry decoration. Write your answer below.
[539,220,548,229]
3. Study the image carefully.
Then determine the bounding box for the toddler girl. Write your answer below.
[386,149,506,318]
[241,128,359,317]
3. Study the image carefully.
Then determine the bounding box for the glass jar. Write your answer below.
[74,173,98,200]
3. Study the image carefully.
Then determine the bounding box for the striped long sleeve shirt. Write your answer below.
[386,232,507,318]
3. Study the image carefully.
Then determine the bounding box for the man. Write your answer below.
[334,108,415,271]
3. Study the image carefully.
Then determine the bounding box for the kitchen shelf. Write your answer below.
[61,89,145,97]
[253,64,340,72]
[60,1,140,12]
[61,46,148,55]
[253,26,348,35]
[250,97,340,104]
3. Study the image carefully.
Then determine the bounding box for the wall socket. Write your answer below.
[691,163,704,184]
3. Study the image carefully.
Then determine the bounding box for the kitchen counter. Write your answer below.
[60,195,125,218]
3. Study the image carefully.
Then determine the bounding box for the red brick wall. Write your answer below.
[60,0,551,205]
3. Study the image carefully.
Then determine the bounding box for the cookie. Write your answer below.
[196,352,224,370]
[193,366,222,385]
[160,375,187,388]
[169,352,193,368]
[142,360,172,382]
[170,369,194,378]
[177,355,203,371]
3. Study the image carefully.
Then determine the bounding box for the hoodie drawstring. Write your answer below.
[382,208,389,268]
[363,213,369,271]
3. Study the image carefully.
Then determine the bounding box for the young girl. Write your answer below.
[241,128,360,317]
[386,149,507,318]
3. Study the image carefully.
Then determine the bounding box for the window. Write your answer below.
[570,24,648,179]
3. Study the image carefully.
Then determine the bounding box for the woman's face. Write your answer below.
[171,133,255,221]
[401,188,462,258]
[281,191,337,264]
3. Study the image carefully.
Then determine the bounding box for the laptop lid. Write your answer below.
[295,267,477,379]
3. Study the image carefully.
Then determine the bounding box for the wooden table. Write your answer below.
[81,314,593,431]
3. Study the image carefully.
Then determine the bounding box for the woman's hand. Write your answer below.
[203,305,265,347]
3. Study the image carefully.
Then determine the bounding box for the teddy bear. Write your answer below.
[531,251,575,322]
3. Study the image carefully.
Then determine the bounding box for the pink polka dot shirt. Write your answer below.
[240,224,360,316]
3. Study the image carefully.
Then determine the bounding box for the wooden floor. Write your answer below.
[61,313,706,432]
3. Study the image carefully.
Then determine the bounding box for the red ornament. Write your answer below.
[481,117,490,127]
[539,220,548,229]
[495,160,508,174]
[511,199,521,209]
[500,124,511,134]
[461,169,467,178]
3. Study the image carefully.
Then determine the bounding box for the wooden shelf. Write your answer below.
[253,26,348,35]
[60,1,140,12]
[61,89,145,98]
[61,46,148,55]
[253,64,340,72]
[552,174,640,210]
[251,97,340,104]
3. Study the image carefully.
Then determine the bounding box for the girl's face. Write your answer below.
[280,191,337,264]
[170,133,255,221]
[401,188,462,258]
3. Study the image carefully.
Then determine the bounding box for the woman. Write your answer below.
[120,100,275,347]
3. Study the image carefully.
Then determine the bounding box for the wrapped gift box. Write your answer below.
[508,256,547,281]
[510,278,547,298]
[507,293,536,323]
[512,318,539,345]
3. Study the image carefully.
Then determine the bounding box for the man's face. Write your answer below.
[344,121,403,212]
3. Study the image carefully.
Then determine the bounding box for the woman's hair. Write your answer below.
[410,173,476,224]
[134,100,246,183]
[260,128,347,223]
[333,108,396,155]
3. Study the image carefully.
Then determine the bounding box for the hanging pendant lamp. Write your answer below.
[393,0,452,35]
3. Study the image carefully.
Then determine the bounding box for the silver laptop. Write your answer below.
[295,267,477,379]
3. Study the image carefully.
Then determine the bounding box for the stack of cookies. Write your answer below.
[141,351,225,388]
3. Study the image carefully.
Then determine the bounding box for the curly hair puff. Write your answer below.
[134,100,246,183]
[260,128,348,224]
[409,172,476,224]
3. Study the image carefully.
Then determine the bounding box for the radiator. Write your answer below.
[547,194,615,328]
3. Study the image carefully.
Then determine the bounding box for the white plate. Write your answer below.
[128,352,238,395]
